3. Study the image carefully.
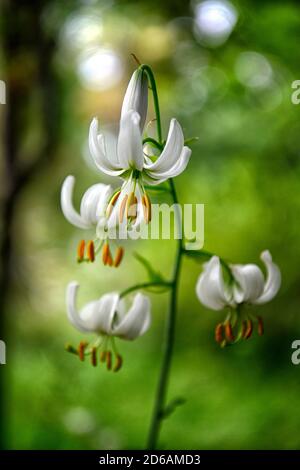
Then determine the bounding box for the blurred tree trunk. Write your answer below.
[0,0,61,449]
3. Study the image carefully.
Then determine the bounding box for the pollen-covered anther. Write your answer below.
[114,247,124,268]
[241,320,247,339]
[215,323,224,344]
[244,319,253,339]
[106,351,112,371]
[100,350,107,363]
[102,242,110,265]
[106,191,121,218]
[86,240,95,262]
[78,341,88,361]
[142,193,151,223]
[91,347,97,367]
[113,354,123,372]
[257,316,264,336]
[77,239,85,262]
[107,252,113,267]
[126,191,136,219]
[225,321,235,342]
[119,194,128,223]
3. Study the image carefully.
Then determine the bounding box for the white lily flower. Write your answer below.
[89,111,191,224]
[61,175,124,267]
[66,281,151,371]
[196,250,281,345]
[89,65,192,226]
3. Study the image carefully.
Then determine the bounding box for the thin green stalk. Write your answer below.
[141,63,233,449]
[140,64,163,144]
[183,248,233,280]
[147,179,183,449]
[143,63,183,449]
[143,137,163,150]
[120,281,172,299]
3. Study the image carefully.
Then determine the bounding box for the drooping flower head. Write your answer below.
[61,66,192,266]
[60,175,124,267]
[196,250,281,346]
[66,281,151,371]
[89,65,192,229]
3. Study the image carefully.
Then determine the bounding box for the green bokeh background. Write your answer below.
[1,0,300,450]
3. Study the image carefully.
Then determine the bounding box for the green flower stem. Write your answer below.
[143,137,163,150]
[120,281,172,299]
[147,178,183,449]
[143,63,185,449]
[142,64,231,449]
[140,64,163,144]
[183,248,233,280]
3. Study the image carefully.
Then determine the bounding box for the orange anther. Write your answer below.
[102,243,109,265]
[91,347,97,367]
[225,321,235,342]
[86,240,95,262]
[113,354,123,372]
[106,351,112,371]
[241,320,247,339]
[78,341,87,361]
[107,249,113,267]
[215,323,224,344]
[244,319,253,339]
[77,240,85,262]
[114,247,124,268]
[257,316,264,336]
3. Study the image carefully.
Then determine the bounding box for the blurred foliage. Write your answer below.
[1,0,300,450]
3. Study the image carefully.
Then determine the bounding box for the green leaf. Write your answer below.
[134,252,165,283]
[160,397,186,420]
[184,249,212,262]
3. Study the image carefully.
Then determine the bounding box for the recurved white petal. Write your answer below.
[121,68,148,131]
[81,292,119,334]
[254,250,281,304]
[61,176,91,229]
[113,293,151,340]
[196,256,231,310]
[141,173,169,186]
[66,282,119,335]
[145,146,191,180]
[231,264,264,304]
[80,183,112,225]
[66,281,94,333]
[144,119,184,173]
[117,111,144,170]
[89,118,125,176]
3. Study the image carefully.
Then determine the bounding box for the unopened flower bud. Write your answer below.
[121,68,148,131]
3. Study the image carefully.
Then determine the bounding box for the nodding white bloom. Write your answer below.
[61,175,124,267]
[66,281,151,371]
[61,175,113,230]
[89,69,192,226]
[196,250,281,346]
